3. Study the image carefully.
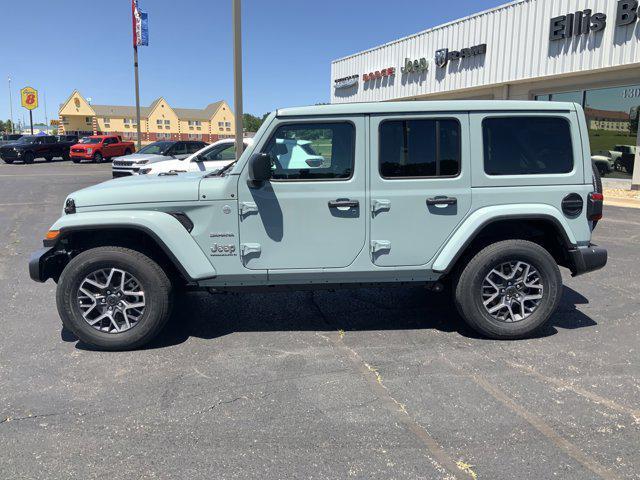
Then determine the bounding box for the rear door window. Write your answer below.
[482,117,573,175]
[379,119,461,178]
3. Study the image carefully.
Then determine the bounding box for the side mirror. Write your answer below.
[247,153,273,188]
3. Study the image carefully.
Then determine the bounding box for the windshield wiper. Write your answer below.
[205,161,236,178]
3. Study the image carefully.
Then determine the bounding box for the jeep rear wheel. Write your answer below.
[56,247,172,350]
[454,240,562,339]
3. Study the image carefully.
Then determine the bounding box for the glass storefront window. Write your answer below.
[585,85,639,179]
[534,85,639,179]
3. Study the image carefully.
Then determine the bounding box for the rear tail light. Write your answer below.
[587,192,603,221]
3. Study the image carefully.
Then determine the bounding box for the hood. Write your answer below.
[68,172,205,208]
[113,153,168,164]
[0,141,25,150]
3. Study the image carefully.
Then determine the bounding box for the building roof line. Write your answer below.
[331,0,530,64]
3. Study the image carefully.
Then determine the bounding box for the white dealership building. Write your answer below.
[331,0,640,186]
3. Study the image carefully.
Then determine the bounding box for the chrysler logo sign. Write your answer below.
[435,44,487,68]
[333,74,359,89]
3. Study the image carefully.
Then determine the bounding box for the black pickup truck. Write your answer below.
[0,135,78,164]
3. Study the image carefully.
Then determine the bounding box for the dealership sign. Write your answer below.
[401,57,428,74]
[363,67,396,82]
[550,1,639,41]
[334,74,359,89]
[435,44,487,68]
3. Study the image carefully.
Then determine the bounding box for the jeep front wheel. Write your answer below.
[93,152,103,163]
[454,240,562,340]
[56,247,172,350]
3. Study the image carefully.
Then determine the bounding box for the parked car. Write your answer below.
[591,150,614,176]
[0,134,77,164]
[0,133,23,146]
[111,140,208,177]
[612,145,637,174]
[29,100,607,350]
[70,135,135,164]
[137,138,253,175]
[273,138,326,169]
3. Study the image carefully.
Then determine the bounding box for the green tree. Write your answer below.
[0,120,5,133]
[242,113,262,133]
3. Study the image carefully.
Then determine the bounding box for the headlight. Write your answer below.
[139,168,152,174]
[137,160,149,165]
[87,148,93,153]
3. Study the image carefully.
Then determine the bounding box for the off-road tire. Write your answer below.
[2,158,13,164]
[72,157,81,163]
[44,155,53,162]
[56,247,173,350]
[454,240,562,340]
[93,152,103,163]
[23,152,35,164]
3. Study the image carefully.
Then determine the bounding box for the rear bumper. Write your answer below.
[568,245,607,277]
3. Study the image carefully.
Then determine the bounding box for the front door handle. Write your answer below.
[328,199,359,209]
[426,196,457,206]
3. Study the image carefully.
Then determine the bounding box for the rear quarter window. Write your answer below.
[482,117,573,175]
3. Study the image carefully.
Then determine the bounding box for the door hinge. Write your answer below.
[239,202,258,217]
[371,240,391,253]
[371,199,391,214]
[240,243,261,257]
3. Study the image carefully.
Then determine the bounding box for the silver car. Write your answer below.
[111,140,207,177]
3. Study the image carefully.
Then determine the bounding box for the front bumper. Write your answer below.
[29,247,55,282]
[569,245,607,277]
[0,149,22,159]
[70,152,93,160]
[112,168,139,178]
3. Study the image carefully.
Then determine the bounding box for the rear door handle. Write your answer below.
[426,196,457,206]
[328,199,360,209]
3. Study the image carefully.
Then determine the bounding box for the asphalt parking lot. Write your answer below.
[1,160,639,480]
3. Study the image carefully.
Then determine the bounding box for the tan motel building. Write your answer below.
[58,91,235,144]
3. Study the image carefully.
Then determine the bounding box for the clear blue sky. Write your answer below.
[1,0,506,125]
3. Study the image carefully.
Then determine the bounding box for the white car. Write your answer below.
[273,138,326,169]
[111,140,208,177]
[138,138,253,175]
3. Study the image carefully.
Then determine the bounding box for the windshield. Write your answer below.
[79,137,101,144]
[14,136,37,144]
[138,142,173,155]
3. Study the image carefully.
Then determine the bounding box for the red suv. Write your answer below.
[70,135,136,163]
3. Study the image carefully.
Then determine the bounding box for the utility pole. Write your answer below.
[7,75,14,133]
[232,0,244,159]
[44,90,49,133]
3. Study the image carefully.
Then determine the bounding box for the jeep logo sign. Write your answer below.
[434,44,487,68]
[550,1,639,41]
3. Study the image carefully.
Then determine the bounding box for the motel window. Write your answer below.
[156,119,163,125]
[482,117,573,175]
[225,122,231,127]
[164,120,170,125]
[218,122,224,127]
[379,119,461,178]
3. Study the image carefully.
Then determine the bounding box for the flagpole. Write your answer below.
[133,45,142,150]
[7,75,14,134]
[232,0,244,159]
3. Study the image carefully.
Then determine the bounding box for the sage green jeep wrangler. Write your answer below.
[30,101,607,350]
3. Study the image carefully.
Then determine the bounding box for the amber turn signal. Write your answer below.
[45,230,60,240]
